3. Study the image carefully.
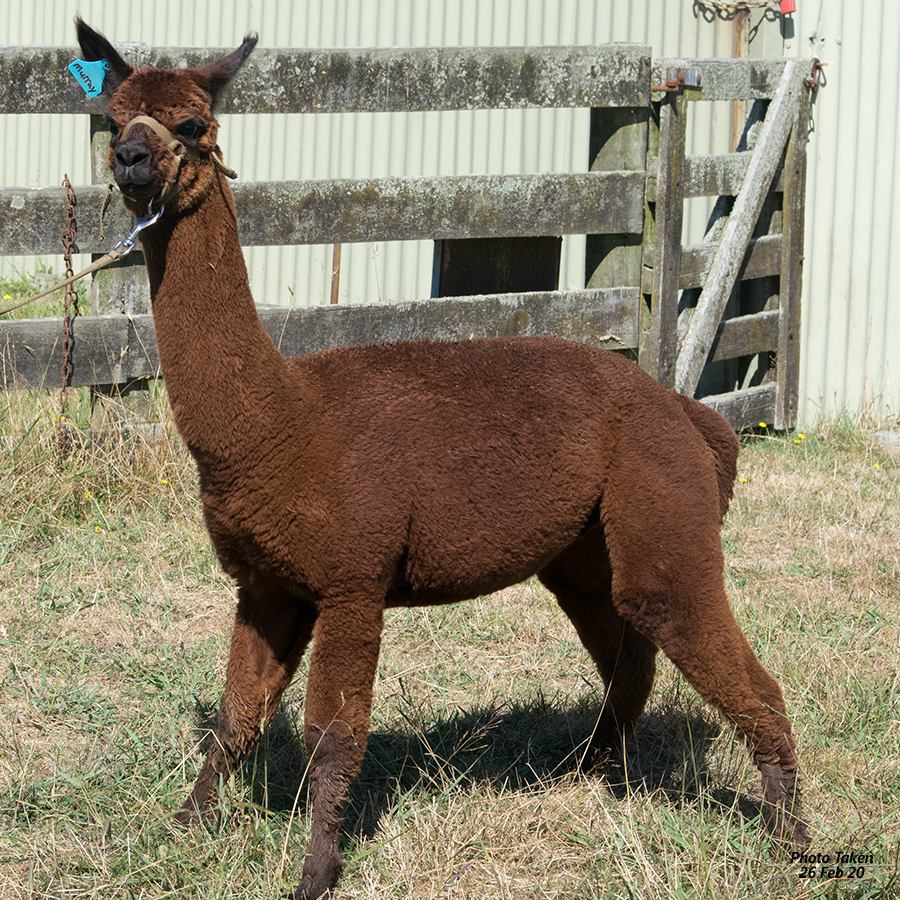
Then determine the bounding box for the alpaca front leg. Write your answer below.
[292,602,384,900]
[177,584,316,825]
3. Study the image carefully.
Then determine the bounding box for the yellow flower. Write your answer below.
[85,492,91,499]
[2,294,10,301]
[759,422,767,429]
[94,525,100,532]
[798,433,806,440]
[739,477,748,483]
[161,478,169,484]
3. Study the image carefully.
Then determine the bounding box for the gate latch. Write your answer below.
[652,68,702,93]
[805,58,826,93]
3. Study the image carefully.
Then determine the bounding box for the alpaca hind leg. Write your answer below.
[293,597,384,900]
[645,598,808,846]
[600,431,808,846]
[605,544,806,839]
[540,530,658,762]
[176,580,317,825]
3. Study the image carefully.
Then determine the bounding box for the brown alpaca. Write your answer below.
[76,20,808,899]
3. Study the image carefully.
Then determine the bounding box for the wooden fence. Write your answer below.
[0,43,810,429]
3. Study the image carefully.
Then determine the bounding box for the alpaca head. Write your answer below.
[75,18,257,215]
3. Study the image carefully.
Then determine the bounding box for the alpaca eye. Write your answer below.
[177,121,206,140]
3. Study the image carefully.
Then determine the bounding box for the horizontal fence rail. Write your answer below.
[1,45,809,431]
[665,234,783,294]
[0,171,645,256]
[0,44,651,115]
[650,56,796,100]
[645,153,783,202]
[1,288,638,390]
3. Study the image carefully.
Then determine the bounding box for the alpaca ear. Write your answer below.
[198,34,259,108]
[75,18,134,92]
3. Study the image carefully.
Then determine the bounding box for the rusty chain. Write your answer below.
[59,175,79,457]
[695,0,782,10]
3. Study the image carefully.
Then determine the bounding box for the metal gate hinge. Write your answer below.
[652,68,702,93]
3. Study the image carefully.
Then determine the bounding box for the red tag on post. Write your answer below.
[780,0,796,13]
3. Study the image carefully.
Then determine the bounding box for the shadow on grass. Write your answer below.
[186,691,762,841]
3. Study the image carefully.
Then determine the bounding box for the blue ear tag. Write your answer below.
[68,59,109,97]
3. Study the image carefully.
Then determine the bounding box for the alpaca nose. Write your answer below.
[115,140,151,173]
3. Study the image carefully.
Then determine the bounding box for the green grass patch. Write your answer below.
[2,394,898,898]
[1,267,87,319]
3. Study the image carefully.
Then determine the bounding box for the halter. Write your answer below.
[118,114,238,206]
[0,117,240,317]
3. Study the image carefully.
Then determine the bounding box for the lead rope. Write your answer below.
[58,175,79,458]
[0,202,165,319]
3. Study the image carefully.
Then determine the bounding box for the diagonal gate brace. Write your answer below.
[675,59,803,397]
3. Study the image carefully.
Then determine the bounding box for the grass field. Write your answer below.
[1,269,87,321]
[0,383,898,899]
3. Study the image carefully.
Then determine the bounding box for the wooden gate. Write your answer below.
[0,44,810,429]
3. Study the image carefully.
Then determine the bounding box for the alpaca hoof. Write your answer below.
[291,873,335,900]
[174,800,220,829]
[764,803,810,850]
[581,713,630,770]
[760,763,810,849]
[292,837,343,900]
[579,741,614,773]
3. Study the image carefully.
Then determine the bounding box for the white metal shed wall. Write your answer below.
[780,2,900,422]
[1,1,895,423]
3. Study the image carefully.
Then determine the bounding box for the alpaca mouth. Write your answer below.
[116,178,163,201]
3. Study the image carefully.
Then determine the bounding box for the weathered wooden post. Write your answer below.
[639,88,688,388]
[774,87,808,430]
[585,101,650,303]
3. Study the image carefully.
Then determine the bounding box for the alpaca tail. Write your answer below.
[670,392,740,520]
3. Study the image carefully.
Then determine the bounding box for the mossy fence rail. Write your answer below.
[0,44,809,430]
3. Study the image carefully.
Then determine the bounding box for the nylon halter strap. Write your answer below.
[118,114,238,205]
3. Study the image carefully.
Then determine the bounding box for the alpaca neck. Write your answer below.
[138,175,288,460]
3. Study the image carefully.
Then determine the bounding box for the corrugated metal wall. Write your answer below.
[1,1,896,422]
[781,2,900,421]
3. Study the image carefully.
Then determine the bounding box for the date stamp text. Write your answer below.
[793,850,875,880]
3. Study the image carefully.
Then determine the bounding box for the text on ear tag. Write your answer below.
[68,59,109,97]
